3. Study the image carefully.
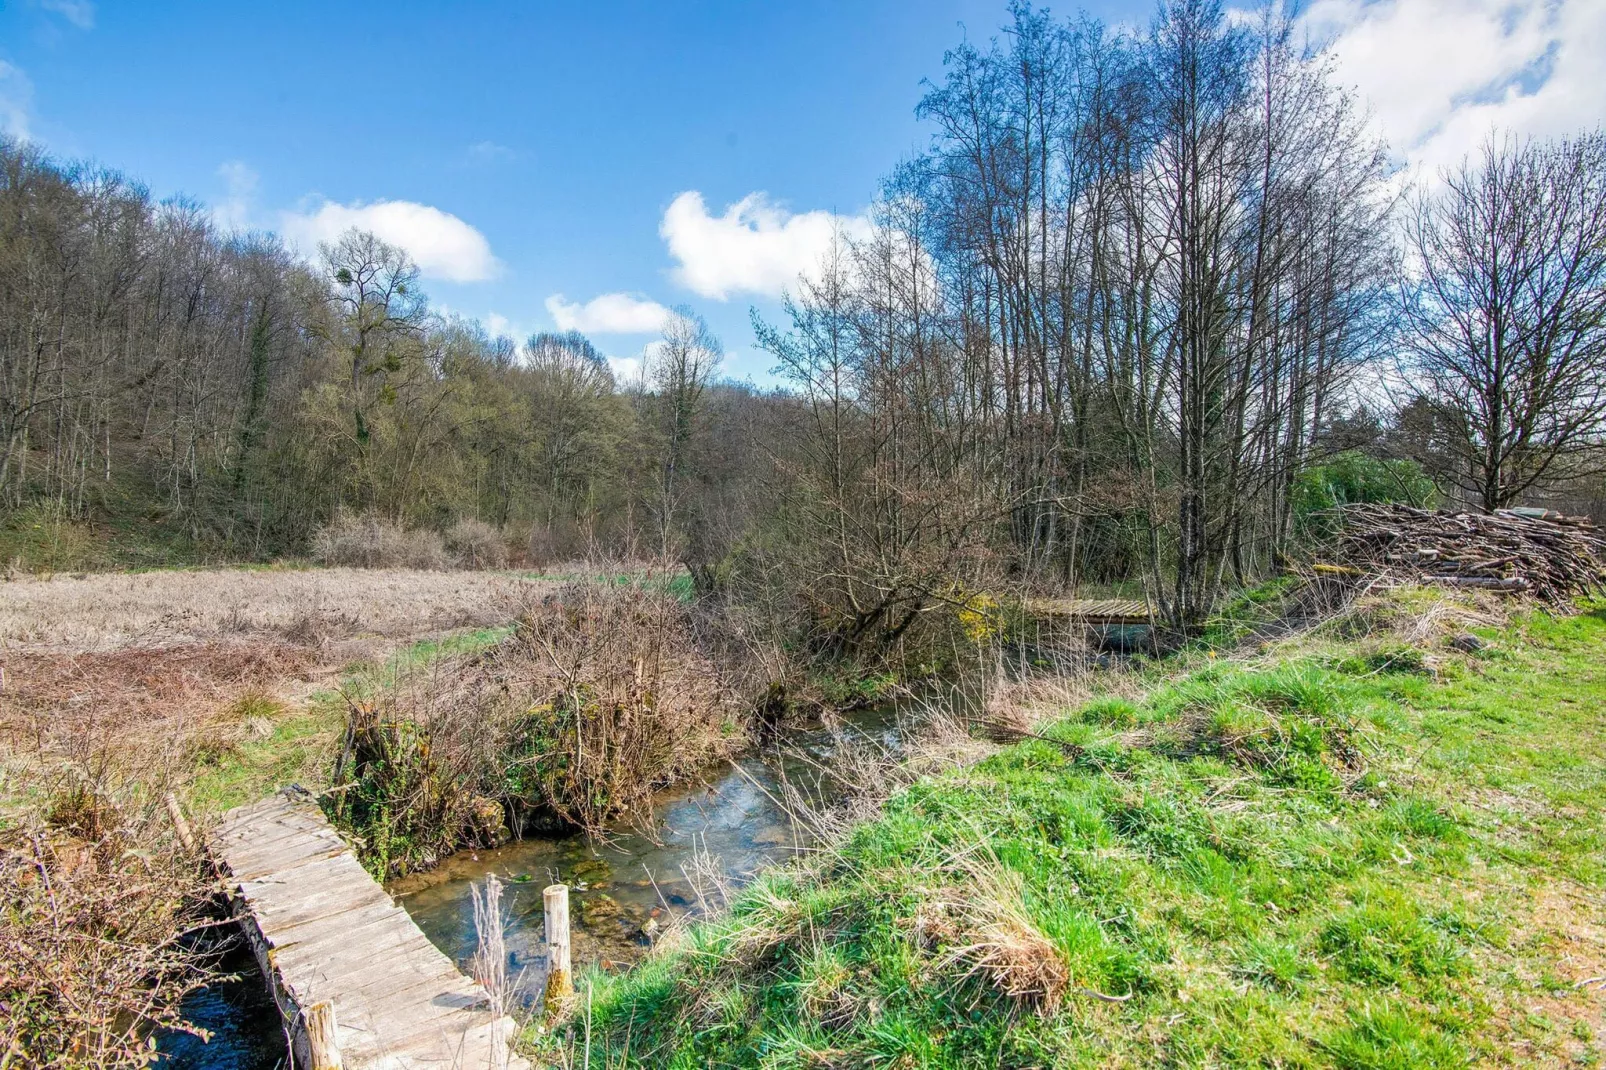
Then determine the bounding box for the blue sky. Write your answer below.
[3,0,1601,382]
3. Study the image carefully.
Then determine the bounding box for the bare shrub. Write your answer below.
[310,511,447,570]
[527,518,586,568]
[505,581,751,830]
[445,518,509,570]
[329,675,512,876]
[0,760,209,1068]
[331,580,752,875]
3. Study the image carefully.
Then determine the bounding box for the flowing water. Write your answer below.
[156,944,286,1069]
[390,703,904,998]
[159,702,905,1066]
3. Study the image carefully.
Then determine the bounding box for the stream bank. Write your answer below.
[390,702,904,999]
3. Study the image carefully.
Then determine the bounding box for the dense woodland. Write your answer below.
[3,0,1605,642]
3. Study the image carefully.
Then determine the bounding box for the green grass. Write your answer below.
[185,693,336,815]
[553,596,1606,1068]
[186,625,514,816]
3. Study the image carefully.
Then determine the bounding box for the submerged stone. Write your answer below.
[577,893,622,929]
[570,858,614,883]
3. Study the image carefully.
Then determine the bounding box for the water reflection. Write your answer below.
[391,704,902,999]
[155,945,285,1070]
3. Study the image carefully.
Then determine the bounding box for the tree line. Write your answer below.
[2,0,1604,640]
[0,144,746,562]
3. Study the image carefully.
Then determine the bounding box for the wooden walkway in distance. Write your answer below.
[1025,597,1154,625]
[211,791,531,1070]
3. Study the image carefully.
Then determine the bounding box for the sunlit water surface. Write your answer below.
[162,704,903,1067]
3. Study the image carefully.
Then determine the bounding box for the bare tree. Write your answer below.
[1401,132,1606,511]
[646,307,722,555]
[318,230,429,450]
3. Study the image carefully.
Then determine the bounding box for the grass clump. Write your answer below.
[554,596,1606,1068]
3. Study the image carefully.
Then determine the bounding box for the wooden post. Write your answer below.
[305,1000,342,1070]
[543,884,574,1010]
[164,792,196,854]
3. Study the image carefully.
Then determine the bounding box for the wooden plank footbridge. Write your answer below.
[209,790,538,1070]
[1025,597,1154,625]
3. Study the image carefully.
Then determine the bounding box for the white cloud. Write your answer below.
[0,62,34,140]
[606,355,644,383]
[279,199,500,283]
[1306,0,1606,175]
[545,292,672,334]
[485,312,513,338]
[39,0,95,29]
[660,190,872,300]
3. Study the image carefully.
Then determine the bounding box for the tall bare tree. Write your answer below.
[1401,132,1606,511]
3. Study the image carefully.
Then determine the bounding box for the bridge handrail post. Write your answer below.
[306,999,342,1070]
[543,884,574,1011]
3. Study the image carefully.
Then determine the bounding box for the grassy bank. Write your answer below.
[184,625,514,815]
[557,592,1606,1068]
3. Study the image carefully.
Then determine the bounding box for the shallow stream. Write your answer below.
[159,702,904,1067]
[390,703,903,996]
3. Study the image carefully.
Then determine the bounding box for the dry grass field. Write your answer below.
[0,566,542,654]
[0,566,558,819]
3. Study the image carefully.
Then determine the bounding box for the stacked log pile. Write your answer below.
[1326,503,1606,604]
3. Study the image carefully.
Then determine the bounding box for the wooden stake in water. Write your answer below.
[543,884,574,1010]
[305,1000,343,1070]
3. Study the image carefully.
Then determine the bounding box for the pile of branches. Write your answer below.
[1322,503,1606,604]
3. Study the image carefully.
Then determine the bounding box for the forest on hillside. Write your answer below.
[3,1,1605,636]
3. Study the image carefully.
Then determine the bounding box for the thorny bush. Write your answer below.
[1,761,210,1068]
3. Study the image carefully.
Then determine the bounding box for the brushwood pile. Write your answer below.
[1327,503,1606,604]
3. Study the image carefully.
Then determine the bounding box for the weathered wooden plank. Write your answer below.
[208,793,530,1070]
[268,909,441,968]
[253,883,397,934]
[222,843,348,884]
[1025,597,1154,623]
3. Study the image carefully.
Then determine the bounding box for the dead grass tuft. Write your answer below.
[930,847,1070,1014]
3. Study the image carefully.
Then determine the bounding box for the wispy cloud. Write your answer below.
[0,62,34,140]
[213,160,259,231]
[545,292,672,334]
[38,0,95,30]
[279,199,500,283]
[660,191,871,300]
[1306,0,1606,175]
[466,140,517,163]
